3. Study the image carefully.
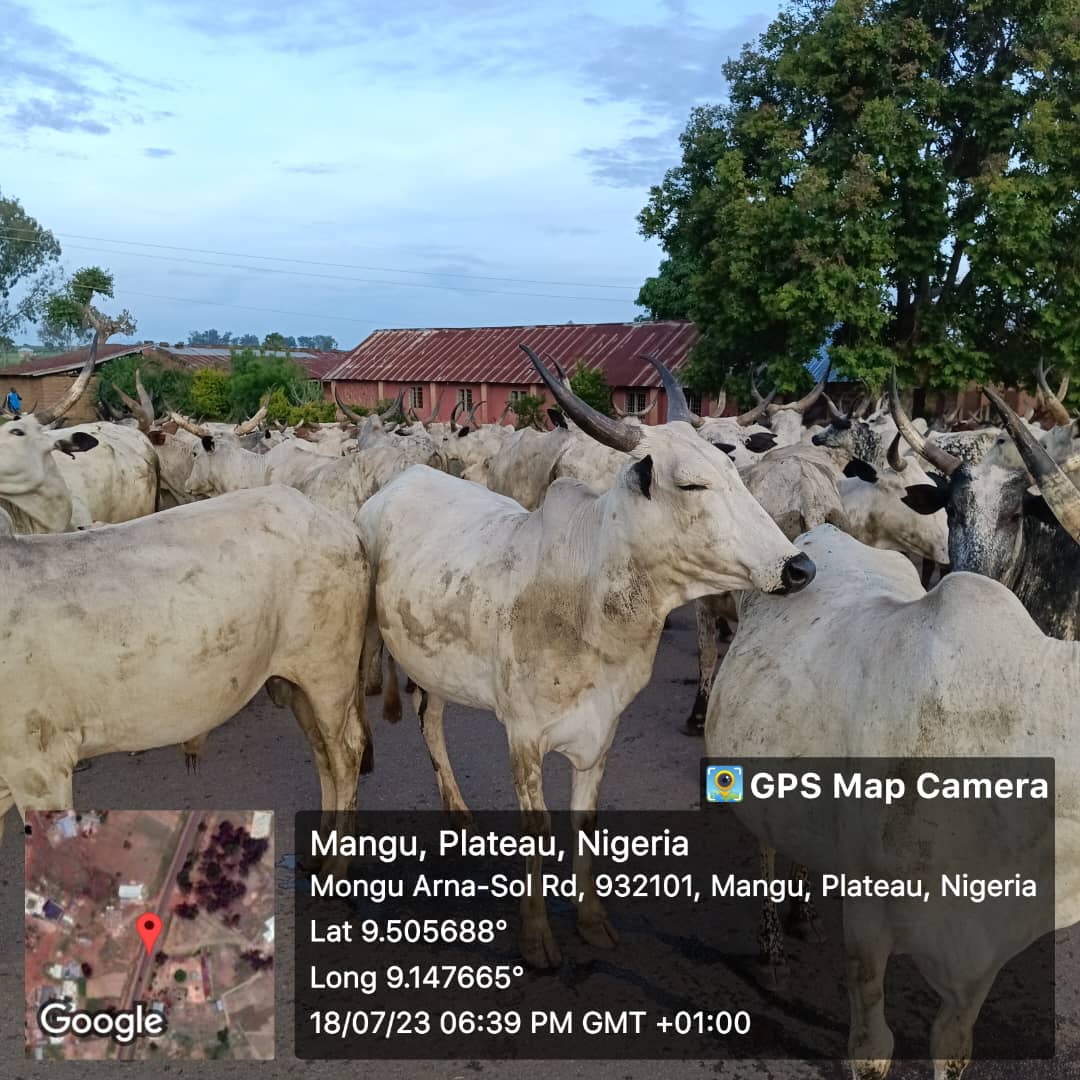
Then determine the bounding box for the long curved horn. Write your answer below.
[36,332,99,425]
[735,388,776,426]
[823,393,845,421]
[377,388,405,419]
[611,390,659,419]
[984,384,1080,542]
[1036,360,1072,427]
[776,363,830,413]
[427,386,443,423]
[710,389,727,418]
[113,383,151,433]
[333,383,365,424]
[233,404,267,436]
[887,432,908,472]
[888,368,961,477]
[642,354,692,424]
[135,369,155,427]
[168,410,211,438]
[465,400,485,428]
[449,400,462,432]
[520,344,641,453]
[499,399,513,421]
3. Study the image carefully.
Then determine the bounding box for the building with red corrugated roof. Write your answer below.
[323,321,708,425]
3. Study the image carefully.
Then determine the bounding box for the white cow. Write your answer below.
[0,485,372,845]
[357,348,815,969]
[0,344,158,532]
[706,524,1080,1078]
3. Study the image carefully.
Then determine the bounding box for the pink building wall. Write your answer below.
[328,379,719,426]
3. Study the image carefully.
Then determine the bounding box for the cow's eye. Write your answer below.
[678,483,707,491]
[10,428,24,436]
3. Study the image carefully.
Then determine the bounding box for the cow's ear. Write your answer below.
[902,484,948,515]
[713,441,736,457]
[843,458,878,483]
[457,426,470,437]
[264,429,272,439]
[201,435,215,452]
[548,408,567,430]
[53,431,99,457]
[629,454,653,499]
[1023,492,1059,527]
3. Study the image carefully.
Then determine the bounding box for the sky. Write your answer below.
[3,0,776,349]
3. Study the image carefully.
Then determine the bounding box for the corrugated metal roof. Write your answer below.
[157,346,346,379]
[325,322,701,388]
[2,343,150,378]
[805,347,853,384]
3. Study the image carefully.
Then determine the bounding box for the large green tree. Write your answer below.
[638,0,1080,396]
[0,190,63,338]
[42,266,136,350]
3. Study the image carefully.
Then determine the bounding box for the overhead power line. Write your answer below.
[0,226,641,292]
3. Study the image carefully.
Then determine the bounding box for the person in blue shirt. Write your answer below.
[4,387,21,415]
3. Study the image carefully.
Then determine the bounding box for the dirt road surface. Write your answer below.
[3,605,1076,1078]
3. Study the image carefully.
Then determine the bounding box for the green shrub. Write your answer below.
[190,368,232,420]
[286,400,335,425]
[510,393,546,429]
[96,355,195,417]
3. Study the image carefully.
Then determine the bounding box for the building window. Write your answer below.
[684,388,702,414]
[457,387,473,410]
[509,389,527,403]
[626,389,648,414]
[409,385,424,410]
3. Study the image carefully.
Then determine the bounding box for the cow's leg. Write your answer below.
[844,899,895,1079]
[181,733,209,774]
[289,683,367,814]
[509,738,559,970]
[382,655,402,723]
[0,785,13,848]
[917,957,997,1080]
[757,844,785,985]
[570,756,617,950]
[786,863,826,941]
[363,640,383,696]
[415,690,471,822]
[685,597,727,735]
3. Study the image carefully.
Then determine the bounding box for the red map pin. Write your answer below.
[136,912,162,956]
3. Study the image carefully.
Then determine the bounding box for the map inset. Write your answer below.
[25,810,275,1060]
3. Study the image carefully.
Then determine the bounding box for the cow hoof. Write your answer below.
[577,914,619,950]
[682,717,705,737]
[448,808,474,831]
[519,926,561,970]
[383,698,402,723]
[360,743,374,775]
[184,753,200,775]
[849,1060,893,1080]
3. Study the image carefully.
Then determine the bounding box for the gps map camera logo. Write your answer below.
[706,765,743,803]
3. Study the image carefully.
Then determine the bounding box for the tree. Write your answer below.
[509,393,547,430]
[236,333,260,346]
[188,329,233,346]
[228,349,317,418]
[0,189,63,339]
[568,361,614,416]
[638,0,1080,397]
[297,334,338,350]
[97,355,196,417]
[43,267,136,348]
[262,332,296,350]
[190,369,232,420]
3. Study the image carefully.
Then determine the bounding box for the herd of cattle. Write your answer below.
[2,335,1079,1077]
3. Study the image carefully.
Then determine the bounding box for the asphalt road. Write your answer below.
[2,605,1077,1078]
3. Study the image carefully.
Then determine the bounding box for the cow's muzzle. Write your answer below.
[773,553,816,595]
[810,432,827,446]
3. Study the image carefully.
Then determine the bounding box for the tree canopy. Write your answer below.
[568,361,615,416]
[0,190,63,339]
[638,0,1080,397]
[43,266,136,348]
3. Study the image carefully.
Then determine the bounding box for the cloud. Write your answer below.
[0,3,170,137]
[10,98,110,136]
[538,224,603,238]
[577,127,683,189]
[143,147,176,158]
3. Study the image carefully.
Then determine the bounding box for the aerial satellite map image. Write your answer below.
[24,810,275,1061]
